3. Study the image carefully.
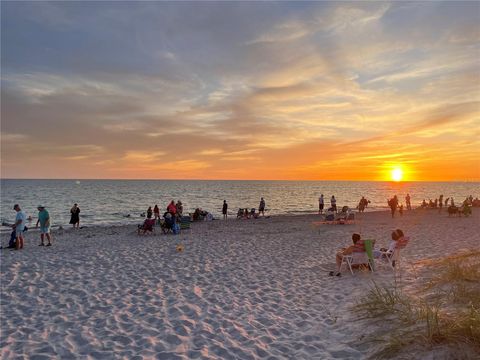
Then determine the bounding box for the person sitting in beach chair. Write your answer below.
[374,229,409,269]
[237,208,244,219]
[138,215,155,235]
[237,208,250,219]
[325,208,335,222]
[249,208,260,219]
[329,233,370,276]
[161,211,175,234]
[335,206,349,221]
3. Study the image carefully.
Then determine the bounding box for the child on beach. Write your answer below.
[329,233,364,277]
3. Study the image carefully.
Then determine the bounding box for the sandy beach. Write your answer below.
[1,208,479,359]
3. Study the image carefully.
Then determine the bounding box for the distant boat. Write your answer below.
[75,180,81,185]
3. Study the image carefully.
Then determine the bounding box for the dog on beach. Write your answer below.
[448,205,459,217]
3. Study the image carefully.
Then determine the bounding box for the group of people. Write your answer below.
[318,194,337,214]
[329,228,407,276]
[357,196,370,212]
[145,200,184,221]
[3,203,81,250]
[235,197,267,219]
[138,200,185,234]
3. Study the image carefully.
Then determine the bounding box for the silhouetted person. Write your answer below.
[222,200,228,220]
[259,197,265,216]
[331,195,337,213]
[319,194,324,214]
[70,203,80,229]
[388,195,398,218]
[405,193,412,210]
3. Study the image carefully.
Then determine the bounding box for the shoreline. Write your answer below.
[0,207,463,234]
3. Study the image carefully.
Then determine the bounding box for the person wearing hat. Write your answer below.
[12,204,27,250]
[36,205,52,246]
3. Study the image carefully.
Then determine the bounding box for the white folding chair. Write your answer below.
[378,237,409,270]
[340,252,373,275]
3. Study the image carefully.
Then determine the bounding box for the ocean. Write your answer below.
[1,179,478,228]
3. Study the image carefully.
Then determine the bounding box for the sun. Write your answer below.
[391,168,403,182]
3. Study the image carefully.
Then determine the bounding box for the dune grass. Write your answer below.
[355,251,480,359]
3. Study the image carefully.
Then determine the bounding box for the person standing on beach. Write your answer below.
[259,197,266,216]
[70,203,80,229]
[405,194,411,210]
[36,205,52,246]
[167,200,177,215]
[222,200,228,220]
[331,195,337,213]
[319,194,324,214]
[439,195,443,213]
[12,204,26,250]
[358,196,368,212]
[176,201,183,217]
[388,196,399,218]
[153,205,160,220]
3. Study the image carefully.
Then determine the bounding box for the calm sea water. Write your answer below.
[1,179,478,228]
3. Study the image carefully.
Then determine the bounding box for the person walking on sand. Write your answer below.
[222,200,228,220]
[405,193,411,210]
[36,205,52,246]
[439,195,443,213]
[331,195,337,213]
[259,197,266,216]
[12,204,26,250]
[319,194,324,214]
[70,203,80,229]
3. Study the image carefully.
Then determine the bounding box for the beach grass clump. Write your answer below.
[355,251,480,359]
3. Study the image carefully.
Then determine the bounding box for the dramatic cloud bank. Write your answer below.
[1,1,479,180]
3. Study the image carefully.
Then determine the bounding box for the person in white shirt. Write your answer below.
[12,204,27,250]
[319,194,324,214]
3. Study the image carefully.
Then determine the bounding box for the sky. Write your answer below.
[1,1,479,181]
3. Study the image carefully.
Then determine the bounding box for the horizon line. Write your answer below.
[1,178,479,183]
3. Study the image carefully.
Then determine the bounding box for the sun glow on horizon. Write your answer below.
[391,168,403,182]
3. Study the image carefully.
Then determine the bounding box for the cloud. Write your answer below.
[1,1,479,180]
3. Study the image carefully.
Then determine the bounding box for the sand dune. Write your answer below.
[1,209,479,359]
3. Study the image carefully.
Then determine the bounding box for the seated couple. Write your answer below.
[237,208,259,219]
[193,208,212,221]
[324,206,353,223]
[329,229,407,276]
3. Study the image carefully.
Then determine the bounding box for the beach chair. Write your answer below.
[138,218,155,235]
[179,216,191,234]
[378,237,409,270]
[340,239,375,275]
[236,208,244,219]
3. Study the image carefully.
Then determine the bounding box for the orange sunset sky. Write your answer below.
[1,2,479,181]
